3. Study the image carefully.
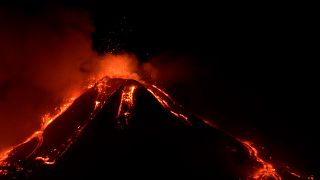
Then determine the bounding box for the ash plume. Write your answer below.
[0,3,204,154]
[0,5,139,151]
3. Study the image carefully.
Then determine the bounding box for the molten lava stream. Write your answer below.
[241,140,281,180]
[0,78,315,180]
[146,84,191,125]
[0,96,76,166]
[117,85,137,128]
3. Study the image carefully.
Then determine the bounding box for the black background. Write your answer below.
[91,2,318,174]
[2,0,319,175]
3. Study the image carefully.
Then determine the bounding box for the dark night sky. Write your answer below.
[93,2,318,173]
[1,0,318,175]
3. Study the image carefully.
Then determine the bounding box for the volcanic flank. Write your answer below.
[0,77,310,179]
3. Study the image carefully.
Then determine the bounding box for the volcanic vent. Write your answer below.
[0,77,311,179]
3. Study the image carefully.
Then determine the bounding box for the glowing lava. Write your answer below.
[42,99,75,129]
[117,85,137,128]
[0,97,75,166]
[0,78,110,168]
[0,78,313,179]
[146,84,191,125]
[241,141,281,180]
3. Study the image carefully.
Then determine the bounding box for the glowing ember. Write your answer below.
[34,156,55,165]
[95,101,101,110]
[88,84,94,89]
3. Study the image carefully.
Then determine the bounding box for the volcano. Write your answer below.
[0,78,311,179]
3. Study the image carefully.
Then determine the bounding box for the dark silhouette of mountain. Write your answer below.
[0,78,309,179]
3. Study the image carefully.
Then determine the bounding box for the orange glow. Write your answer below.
[0,79,112,168]
[87,84,94,89]
[42,99,74,130]
[170,110,189,122]
[96,54,140,81]
[290,171,301,178]
[0,149,11,165]
[147,89,170,108]
[0,97,76,166]
[146,85,191,125]
[117,85,137,127]
[151,85,171,98]
[0,77,312,179]
[35,156,55,165]
[95,101,101,110]
[241,141,281,180]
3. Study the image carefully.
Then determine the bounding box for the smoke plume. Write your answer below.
[0,6,140,151]
[0,4,196,153]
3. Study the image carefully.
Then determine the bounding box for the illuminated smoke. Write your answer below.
[142,53,201,86]
[94,53,140,81]
[0,6,140,152]
[0,5,313,180]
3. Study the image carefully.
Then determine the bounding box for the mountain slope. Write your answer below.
[0,78,306,179]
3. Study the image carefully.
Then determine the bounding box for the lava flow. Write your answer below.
[117,85,137,128]
[146,84,191,125]
[0,78,110,170]
[0,97,75,166]
[242,141,281,179]
[0,77,314,179]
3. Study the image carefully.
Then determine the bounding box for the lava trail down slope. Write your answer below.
[0,77,312,179]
